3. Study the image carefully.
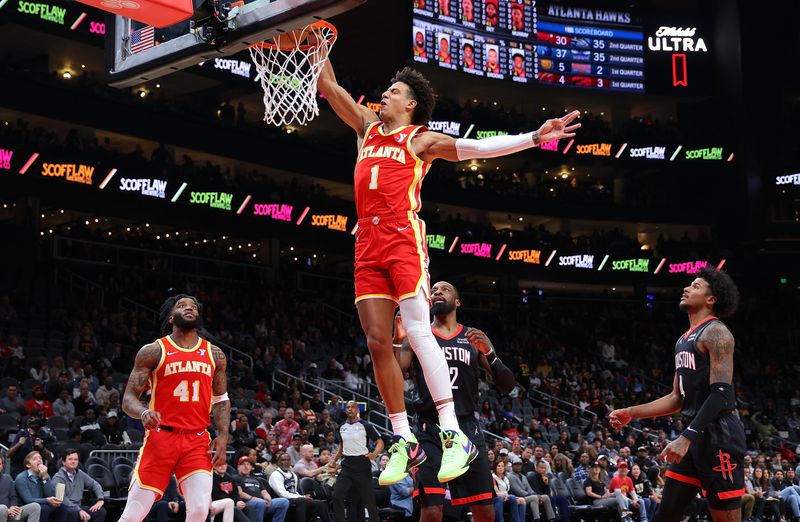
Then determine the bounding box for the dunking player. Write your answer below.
[396,281,515,522]
[317,56,580,486]
[120,295,230,522]
[609,268,743,522]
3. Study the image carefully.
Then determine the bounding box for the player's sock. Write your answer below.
[389,411,413,440]
[435,400,460,431]
[399,291,459,431]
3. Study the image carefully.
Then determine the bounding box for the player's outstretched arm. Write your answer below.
[469,328,515,394]
[609,373,682,430]
[209,345,230,468]
[416,110,581,162]
[122,342,163,429]
[317,60,379,136]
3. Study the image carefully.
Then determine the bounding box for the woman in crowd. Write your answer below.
[493,460,526,522]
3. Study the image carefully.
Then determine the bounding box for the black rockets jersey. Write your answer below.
[675,316,719,418]
[413,324,480,418]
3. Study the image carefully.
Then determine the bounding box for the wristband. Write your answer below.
[141,409,151,421]
[487,353,499,365]
[681,427,700,443]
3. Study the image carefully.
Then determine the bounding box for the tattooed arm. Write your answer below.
[209,344,230,468]
[660,322,736,463]
[122,342,163,430]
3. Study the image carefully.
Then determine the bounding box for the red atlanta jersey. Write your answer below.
[150,336,215,431]
[354,122,432,219]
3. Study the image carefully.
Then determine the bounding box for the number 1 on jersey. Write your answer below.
[173,379,200,402]
[369,165,379,190]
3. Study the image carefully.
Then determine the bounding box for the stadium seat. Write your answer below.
[87,463,118,496]
[111,456,134,468]
[46,415,69,430]
[85,456,110,471]
[113,463,133,490]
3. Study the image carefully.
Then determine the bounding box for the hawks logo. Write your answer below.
[219,480,233,494]
[712,450,737,482]
[396,132,408,142]
[198,349,206,357]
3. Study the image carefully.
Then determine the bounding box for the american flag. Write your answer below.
[130,25,154,54]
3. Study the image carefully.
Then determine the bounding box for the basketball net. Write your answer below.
[249,21,337,126]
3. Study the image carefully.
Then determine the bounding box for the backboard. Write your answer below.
[104,0,365,88]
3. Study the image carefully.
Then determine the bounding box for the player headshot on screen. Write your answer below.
[510,3,525,31]
[461,0,473,22]
[462,42,476,69]
[485,46,500,73]
[511,52,525,77]
[438,36,451,64]
[438,0,450,16]
[484,0,498,27]
[414,30,427,58]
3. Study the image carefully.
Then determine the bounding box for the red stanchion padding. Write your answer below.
[75,0,193,28]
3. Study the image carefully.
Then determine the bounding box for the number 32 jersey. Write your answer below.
[150,335,215,430]
[353,122,431,219]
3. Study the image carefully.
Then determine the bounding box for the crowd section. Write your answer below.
[2,117,718,261]
[0,246,798,520]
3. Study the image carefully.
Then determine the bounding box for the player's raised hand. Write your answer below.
[536,110,582,144]
[465,327,494,355]
[209,435,228,468]
[141,409,162,430]
[608,408,631,431]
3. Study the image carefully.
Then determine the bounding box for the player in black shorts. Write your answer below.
[394,281,515,522]
[610,267,744,522]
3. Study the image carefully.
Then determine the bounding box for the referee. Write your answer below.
[331,401,385,522]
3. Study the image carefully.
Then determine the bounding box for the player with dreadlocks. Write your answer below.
[119,294,230,522]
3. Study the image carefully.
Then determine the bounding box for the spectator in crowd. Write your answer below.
[231,412,256,450]
[8,417,54,476]
[13,451,64,521]
[100,411,130,445]
[298,400,317,426]
[0,385,26,419]
[293,444,329,479]
[235,456,289,522]
[532,445,552,474]
[530,461,570,520]
[254,413,273,441]
[274,409,300,449]
[0,454,41,522]
[508,455,555,522]
[630,463,658,521]
[389,475,414,519]
[211,462,249,522]
[52,389,75,422]
[45,374,70,404]
[52,449,106,522]
[572,452,591,483]
[324,397,344,424]
[608,461,646,522]
[78,409,105,446]
[71,380,96,417]
[93,376,118,409]
[268,453,331,522]
[584,461,632,520]
[72,324,99,358]
[24,387,53,418]
[286,435,303,466]
[493,459,526,522]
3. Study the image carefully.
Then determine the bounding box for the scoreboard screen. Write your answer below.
[412,0,713,95]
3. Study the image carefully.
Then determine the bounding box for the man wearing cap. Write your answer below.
[508,455,555,522]
[25,387,53,419]
[211,461,249,522]
[235,456,290,522]
[7,417,54,476]
[609,461,647,522]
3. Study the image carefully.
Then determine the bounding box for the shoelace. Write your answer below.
[440,429,458,454]
[387,437,406,456]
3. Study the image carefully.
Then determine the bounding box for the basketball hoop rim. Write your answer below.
[252,20,337,51]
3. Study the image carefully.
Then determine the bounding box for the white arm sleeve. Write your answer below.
[455,132,538,160]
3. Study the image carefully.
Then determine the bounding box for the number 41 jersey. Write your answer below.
[413,325,481,417]
[151,335,215,430]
